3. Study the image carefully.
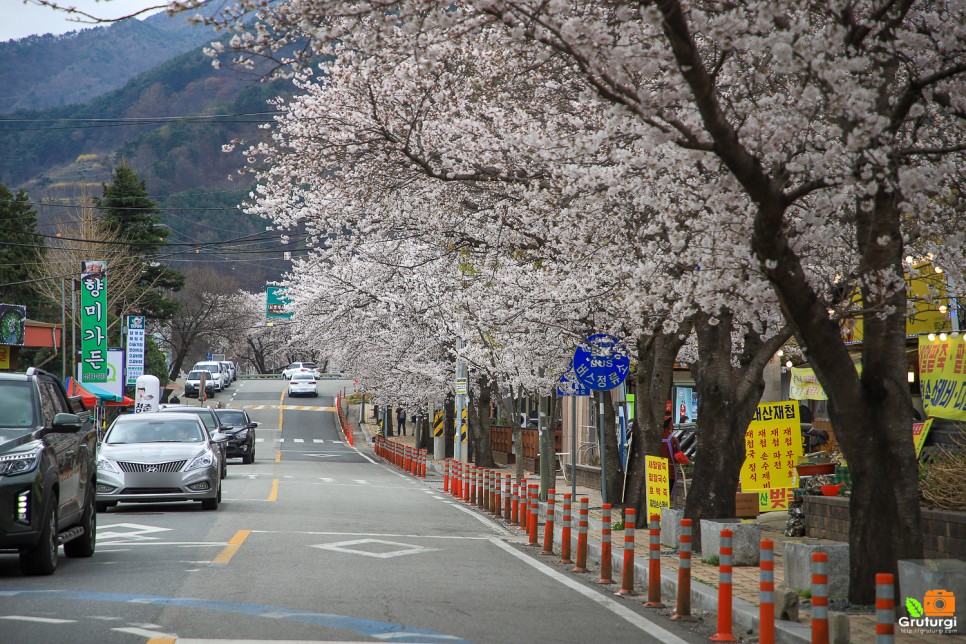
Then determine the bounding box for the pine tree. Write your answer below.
[96,164,185,321]
[0,184,48,318]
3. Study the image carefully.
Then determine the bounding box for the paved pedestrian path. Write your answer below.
[356,427,950,643]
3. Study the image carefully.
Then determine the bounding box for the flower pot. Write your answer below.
[796,463,835,477]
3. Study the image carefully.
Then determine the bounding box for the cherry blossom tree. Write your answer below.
[144,0,966,601]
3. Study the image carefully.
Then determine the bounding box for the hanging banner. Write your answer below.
[0,303,27,345]
[645,455,671,513]
[758,487,793,513]
[919,334,966,421]
[790,363,862,401]
[80,261,108,383]
[740,401,803,492]
[266,286,293,318]
[125,315,146,386]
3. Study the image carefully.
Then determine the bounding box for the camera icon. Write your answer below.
[924,589,956,617]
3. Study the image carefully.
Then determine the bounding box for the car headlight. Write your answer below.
[186,449,217,471]
[0,448,43,476]
[96,456,120,474]
[233,429,249,440]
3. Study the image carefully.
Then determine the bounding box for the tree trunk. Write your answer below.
[684,312,789,552]
[471,375,495,467]
[600,390,623,506]
[626,325,688,528]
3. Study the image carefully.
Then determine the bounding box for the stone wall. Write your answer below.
[805,495,966,559]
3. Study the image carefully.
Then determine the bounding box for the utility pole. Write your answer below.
[455,335,467,462]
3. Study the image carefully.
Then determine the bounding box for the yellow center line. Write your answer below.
[212,529,251,565]
[268,478,279,502]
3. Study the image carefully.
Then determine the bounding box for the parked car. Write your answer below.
[220,361,235,383]
[288,372,318,398]
[156,405,229,479]
[95,412,226,512]
[224,361,238,382]
[281,362,319,380]
[0,368,97,575]
[191,361,229,391]
[184,369,217,399]
[213,408,258,464]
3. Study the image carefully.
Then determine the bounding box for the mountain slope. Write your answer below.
[0,9,218,114]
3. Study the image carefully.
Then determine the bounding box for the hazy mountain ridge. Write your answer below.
[0,10,220,114]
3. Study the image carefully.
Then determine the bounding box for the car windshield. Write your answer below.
[216,410,246,425]
[292,373,315,381]
[187,371,209,380]
[0,381,36,427]
[106,419,204,444]
[164,408,218,431]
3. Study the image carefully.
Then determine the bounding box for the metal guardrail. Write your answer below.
[239,373,345,380]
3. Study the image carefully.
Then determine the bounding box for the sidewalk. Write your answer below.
[352,423,948,644]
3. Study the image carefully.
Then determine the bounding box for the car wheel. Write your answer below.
[242,445,254,465]
[201,482,221,511]
[20,502,58,575]
[64,487,96,558]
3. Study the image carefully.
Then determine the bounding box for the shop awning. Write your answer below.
[66,378,134,407]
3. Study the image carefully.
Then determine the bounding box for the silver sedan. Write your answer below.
[95,412,227,512]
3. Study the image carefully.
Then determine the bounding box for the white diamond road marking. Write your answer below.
[97,523,172,541]
[311,538,440,559]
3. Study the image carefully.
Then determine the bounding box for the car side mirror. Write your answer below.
[251,422,259,428]
[211,432,230,443]
[50,412,82,433]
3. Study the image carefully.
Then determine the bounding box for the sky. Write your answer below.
[2,0,164,42]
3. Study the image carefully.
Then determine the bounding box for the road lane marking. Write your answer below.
[275,450,281,463]
[268,479,279,502]
[0,615,75,623]
[212,530,251,564]
[489,537,690,644]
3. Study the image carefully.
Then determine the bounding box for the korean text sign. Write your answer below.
[80,261,108,383]
[919,335,966,421]
[740,401,803,492]
[645,455,671,512]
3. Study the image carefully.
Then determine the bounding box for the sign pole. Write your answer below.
[599,394,607,505]
[571,394,577,504]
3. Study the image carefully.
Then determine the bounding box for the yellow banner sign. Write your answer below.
[919,335,966,421]
[790,363,862,401]
[912,419,935,458]
[0,345,8,369]
[758,487,793,513]
[740,401,803,491]
[645,455,671,513]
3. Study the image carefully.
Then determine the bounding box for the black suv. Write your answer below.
[214,408,259,464]
[0,368,97,574]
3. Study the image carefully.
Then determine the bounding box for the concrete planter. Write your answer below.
[699,518,760,566]
[783,541,850,599]
[897,559,966,624]
[661,507,685,548]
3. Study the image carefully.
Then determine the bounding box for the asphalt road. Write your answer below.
[0,378,712,644]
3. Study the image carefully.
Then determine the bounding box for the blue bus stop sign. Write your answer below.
[558,368,591,397]
[572,333,630,391]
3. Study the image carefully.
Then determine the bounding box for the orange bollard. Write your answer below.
[542,489,555,555]
[759,539,775,644]
[469,466,477,504]
[560,493,573,564]
[617,508,636,596]
[483,470,491,511]
[811,552,829,644]
[443,460,450,493]
[875,573,895,644]
[527,484,539,546]
[710,528,737,641]
[494,473,503,517]
[512,482,521,526]
[671,518,692,620]
[644,513,664,607]
[476,468,484,507]
[503,474,512,520]
[572,497,589,572]
[597,503,613,583]
[519,479,529,530]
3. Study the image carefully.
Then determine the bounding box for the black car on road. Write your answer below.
[214,408,259,464]
[0,368,97,575]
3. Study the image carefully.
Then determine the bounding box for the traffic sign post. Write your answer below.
[571,334,631,505]
[558,367,590,506]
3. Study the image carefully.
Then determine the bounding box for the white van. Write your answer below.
[192,361,228,391]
